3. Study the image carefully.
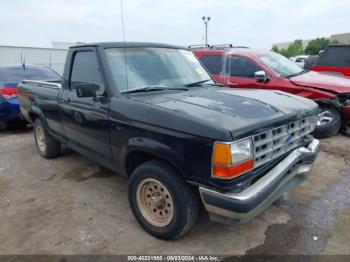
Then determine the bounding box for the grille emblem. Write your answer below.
[283,134,294,144]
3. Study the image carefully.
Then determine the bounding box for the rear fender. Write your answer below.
[29,105,52,130]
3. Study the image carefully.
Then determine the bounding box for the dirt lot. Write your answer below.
[0,127,350,255]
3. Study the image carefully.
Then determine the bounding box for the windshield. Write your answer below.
[258,52,303,78]
[0,66,61,83]
[104,47,213,93]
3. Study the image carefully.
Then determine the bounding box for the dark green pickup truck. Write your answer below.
[19,42,320,239]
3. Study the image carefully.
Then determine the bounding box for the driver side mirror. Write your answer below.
[254,71,268,83]
[75,83,98,98]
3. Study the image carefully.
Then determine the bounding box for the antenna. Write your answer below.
[22,54,26,70]
[120,0,129,94]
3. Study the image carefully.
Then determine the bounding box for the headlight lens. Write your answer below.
[230,138,253,164]
[212,138,254,179]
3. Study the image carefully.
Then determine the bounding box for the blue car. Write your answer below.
[0,64,61,130]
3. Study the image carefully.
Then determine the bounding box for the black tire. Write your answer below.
[313,106,341,139]
[128,159,199,240]
[33,118,61,158]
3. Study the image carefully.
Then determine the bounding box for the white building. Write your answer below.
[273,39,311,50]
[0,42,79,75]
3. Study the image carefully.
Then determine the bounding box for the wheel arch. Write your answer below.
[315,98,341,111]
[28,106,44,123]
[124,137,187,179]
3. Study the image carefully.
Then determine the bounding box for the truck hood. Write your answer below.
[131,87,318,140]
[290,71,350,94]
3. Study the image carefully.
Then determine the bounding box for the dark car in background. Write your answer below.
[0,64,61,130]
[312,45,350,77]
[192,45,350,138]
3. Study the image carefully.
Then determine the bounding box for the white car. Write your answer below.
[290,55,309,68]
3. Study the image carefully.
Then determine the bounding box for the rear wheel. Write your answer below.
[313,106,341,139]
[34,119,61,158]
[128,159,199,240]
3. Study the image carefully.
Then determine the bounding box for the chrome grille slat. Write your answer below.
[255,148,273,158]
[253,116,312,168]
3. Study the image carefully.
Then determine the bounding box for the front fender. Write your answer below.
[124,136,188,178]
[314,98,341,111]
[295,87,337,100]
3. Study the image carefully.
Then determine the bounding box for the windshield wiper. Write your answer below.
[202,83,224,87]
[287,70,309,78]
[124,86,188,94]
[184,79,212,87]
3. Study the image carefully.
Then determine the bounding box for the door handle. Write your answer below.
[228,82,238,86]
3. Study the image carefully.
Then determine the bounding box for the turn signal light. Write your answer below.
[212,143,231,165]
[213,159,254,179]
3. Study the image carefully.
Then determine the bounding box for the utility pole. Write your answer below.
[202,16,211,45]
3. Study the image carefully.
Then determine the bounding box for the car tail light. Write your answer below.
[212,138,254,179]
[0,87,18,99]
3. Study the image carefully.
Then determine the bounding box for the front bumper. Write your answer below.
[199,138,320,225]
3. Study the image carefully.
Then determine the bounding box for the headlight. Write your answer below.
[212,138,254,179]
[230,138,253,163]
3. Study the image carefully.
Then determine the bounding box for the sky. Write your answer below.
[0,0,349,49]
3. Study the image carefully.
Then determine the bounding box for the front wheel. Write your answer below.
[313,106,341,139]
[128,160,199,240]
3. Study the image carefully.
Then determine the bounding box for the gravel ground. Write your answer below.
[0,127,350,255]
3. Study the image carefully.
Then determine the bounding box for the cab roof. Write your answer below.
[70,42,187,50]
[192,47,273,57]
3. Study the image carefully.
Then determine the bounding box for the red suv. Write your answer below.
[312,45,350,77]
[192,45,350,138]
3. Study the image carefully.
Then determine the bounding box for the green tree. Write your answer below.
[304,38,339,55]
[274,40,304,58]
[271,46,279,52]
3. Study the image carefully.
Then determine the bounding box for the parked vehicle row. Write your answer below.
[191,45,350,138]
[19,42,320,239]
[288,45,350,77]
[0,64,61,130]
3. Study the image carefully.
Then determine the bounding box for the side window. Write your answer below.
[229,56,260,78]
[200,55,223,75]
[70,51,106,96]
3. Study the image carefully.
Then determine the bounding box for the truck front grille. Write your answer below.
[253,116,312,168]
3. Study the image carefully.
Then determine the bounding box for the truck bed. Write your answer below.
[18,79,63,135]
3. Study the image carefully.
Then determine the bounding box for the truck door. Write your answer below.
[198,54,226,83]
[60,48,112,166]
